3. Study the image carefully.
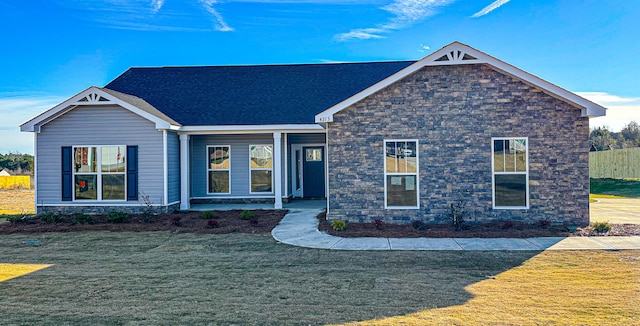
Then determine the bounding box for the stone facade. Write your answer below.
[327,64,590,226]
[37,203,180,215]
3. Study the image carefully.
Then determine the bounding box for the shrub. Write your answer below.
[202,211,216,219]
[240,210,254,220]
[139,191,155,223]
[107,211,129,223]
[206,218,219,228]
[6,214,32,224]
[449,202,465,231]
[372,218,384,230]
[40,212,63,224]
[538,219,552,228]
[72,213,93,225]
[412,220,428,231]
[331,220,347,231]
[592,221,612,233]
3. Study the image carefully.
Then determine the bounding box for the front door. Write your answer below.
[302,146,325,198]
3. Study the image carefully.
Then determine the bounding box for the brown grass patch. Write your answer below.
[0,189,34,214]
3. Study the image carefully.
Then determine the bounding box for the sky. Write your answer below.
[1,0,639,154]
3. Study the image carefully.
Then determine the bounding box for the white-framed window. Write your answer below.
[73,145,126,201]
[492,137,529,209]
[207,145,231,194]
[384,140,419,209]
[249,144,273,193]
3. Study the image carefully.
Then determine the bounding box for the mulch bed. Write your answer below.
[0,210,287,234]
[316,212,640,238]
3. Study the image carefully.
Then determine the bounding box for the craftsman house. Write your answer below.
[20,42,606,225]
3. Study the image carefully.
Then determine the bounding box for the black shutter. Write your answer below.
[61,146,72,201]
[127,146,138,201]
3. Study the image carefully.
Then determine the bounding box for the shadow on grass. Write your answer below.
[0,232,542,325]
[591,178,640,197]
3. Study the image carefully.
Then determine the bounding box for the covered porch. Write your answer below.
[178,127,328,211]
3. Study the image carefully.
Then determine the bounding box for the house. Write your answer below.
[20,42,606,225]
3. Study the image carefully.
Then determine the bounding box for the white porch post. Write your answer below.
[273,132,283,209]
[179,134,190,210]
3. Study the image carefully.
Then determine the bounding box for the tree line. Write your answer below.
[0,153,34,175]
[590,121,640,151]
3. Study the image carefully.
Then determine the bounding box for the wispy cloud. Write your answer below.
[471,0,510,18]
[578,92,640,131]
[199,0,234,31]
[151,0,164,14]
[335,0,455,41]
[0,94,66,154]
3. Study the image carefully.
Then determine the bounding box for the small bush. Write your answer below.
[592,221,612,233]
[331,220,347,231]
[40,212,63,224]
[372,218,384,230]
[449,202,465,231]
[538,219,552,229]
[206,218,219,228]
[107,211,129,223]
[501,220,514,229]
[240,210,254,220]
[171,216,182,226]
[72,213,93,225]
[6,214,32,224]
[412,220,428,231]
[202,211,216,219]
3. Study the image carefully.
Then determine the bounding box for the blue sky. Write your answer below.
[1,0,639,154]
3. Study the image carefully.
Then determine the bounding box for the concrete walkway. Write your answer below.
[271,207,640,251]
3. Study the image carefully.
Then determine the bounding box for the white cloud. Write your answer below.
[151,0,164,13]
[471,0,510,18]
[199,0,234,31]
[335,0,455,41]
[0,95,66,154]
[577,92,640,132]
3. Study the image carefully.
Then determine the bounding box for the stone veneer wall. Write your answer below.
[327,64,590,226]
[37,203,180,215]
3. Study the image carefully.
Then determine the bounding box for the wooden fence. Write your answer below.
[0,176,31,189]
[590,147,640,179]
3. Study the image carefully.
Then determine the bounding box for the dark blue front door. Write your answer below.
[303,146,325,198]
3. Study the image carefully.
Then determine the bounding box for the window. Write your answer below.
[250,145,273,193]
[207,146,230,194]
[73,145,126,200]
[384,140,418,208]
[492,138,528,208]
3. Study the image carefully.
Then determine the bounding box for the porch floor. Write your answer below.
[189,199,326,211]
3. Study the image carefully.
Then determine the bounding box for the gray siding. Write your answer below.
[190,134,274,197]
[286,133,326,196]
[36,105,165,206]
[167,131,180,203]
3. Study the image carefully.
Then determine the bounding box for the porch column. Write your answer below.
[273,132,283,209]
[179,134,190,210]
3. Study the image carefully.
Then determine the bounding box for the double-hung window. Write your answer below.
[250,145,273,193]
[207,146,230,194]
[384,140,419,208]
[73,145,126,200]
[492,138,528,208]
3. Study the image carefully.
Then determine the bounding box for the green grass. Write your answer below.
[0,233,638,325]
[590,178,640,198]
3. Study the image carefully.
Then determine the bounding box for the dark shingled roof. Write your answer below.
[104,61,415,126]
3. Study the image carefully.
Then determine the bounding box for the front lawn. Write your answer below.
[591,178,640,198]
[0,232,638,325]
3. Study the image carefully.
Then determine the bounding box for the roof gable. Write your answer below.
[315,42,606,123]
[20,87,180,132]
